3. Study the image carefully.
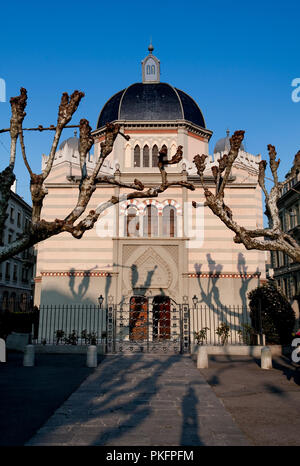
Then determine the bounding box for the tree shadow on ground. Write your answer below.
[202,355,300,391]
[27,355,207,446]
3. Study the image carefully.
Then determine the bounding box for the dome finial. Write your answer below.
[74,130,77,137]
[226,128,230,137]
[148,38,154,54]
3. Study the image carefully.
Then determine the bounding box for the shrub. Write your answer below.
[238,323,256,345]
[216,322,230,345]
[248,282,295,344]
[0,309,39,340]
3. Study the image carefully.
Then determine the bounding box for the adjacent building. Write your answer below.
[269,165,300,324]
[0,183,35,311]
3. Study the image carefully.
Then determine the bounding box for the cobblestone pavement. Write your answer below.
[26,354,250,446]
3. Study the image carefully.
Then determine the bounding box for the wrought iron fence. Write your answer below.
[37,304,106,345]
[190,304,261,345]
[36,302,262,348]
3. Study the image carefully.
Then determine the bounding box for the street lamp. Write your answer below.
[192,295,198,308]
[98,294,104,309]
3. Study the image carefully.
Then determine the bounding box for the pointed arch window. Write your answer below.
[163,205,177,237]
[143,205,158,237]
[152,144,159,167]
[134,145,140,167]
[143,145,149,167]
[125,206,139,237]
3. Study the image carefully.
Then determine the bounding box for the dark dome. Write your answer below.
[214,130,245,153]
[97,83,206,129]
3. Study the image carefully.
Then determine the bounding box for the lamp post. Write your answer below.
[98,294,104,309]
[192,295,198,308]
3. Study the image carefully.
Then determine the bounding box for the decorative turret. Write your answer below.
[141,42,160,83]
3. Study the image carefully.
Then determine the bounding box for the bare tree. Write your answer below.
[192,130,300,263]
[0,88,195,263]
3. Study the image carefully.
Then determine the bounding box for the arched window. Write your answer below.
[143,145,149,167]
[125,206,139,237]
[134,145,140,167]
[152,144,159,167]
[143,205,158,237]
[162,205,177,237]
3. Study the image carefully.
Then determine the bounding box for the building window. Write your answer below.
[162,205,177,237]
[13,264,18,282]
[146,64,155,75]
[10,207,14,223]
[279,214,285,231]
[296,203,300,226]
[17,212,21,228]
[143,205,158,237]
[22,267,28,284]
[134,145,140,167]
[152,145,159,167]
[289,208,296,229]
[8,232,13,244]
[125,206,139,237]
[5,262,10,281]
[143,145,149,167]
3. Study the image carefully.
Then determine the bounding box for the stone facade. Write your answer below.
[34,48,266,310]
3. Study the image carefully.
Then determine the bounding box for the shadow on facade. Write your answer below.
[113,262,159,302]
[193,253,257,336]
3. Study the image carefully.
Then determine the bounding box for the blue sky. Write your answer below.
[0,0,299,205]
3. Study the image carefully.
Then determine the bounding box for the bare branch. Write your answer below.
[42,90,84,180]
[192,131,300,263]
[9,87,27,167]
[19,130,33,177]
[79,118,94,180]
[0,124,80,134]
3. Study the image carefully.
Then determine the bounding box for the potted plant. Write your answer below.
[216,322,230,345]
[194,327,209,345]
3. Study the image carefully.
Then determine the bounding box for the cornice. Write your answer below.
[92,119,212,141]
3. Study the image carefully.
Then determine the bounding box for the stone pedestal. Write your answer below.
[0,338,6,362]
[197,346,208,369]
[23,345,35,367]
[261,346,272,370]
[87,345,97,367]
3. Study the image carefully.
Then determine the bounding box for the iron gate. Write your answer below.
[106,296,190,354]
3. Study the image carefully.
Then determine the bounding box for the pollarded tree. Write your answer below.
[192,131,300,263]
[0,88,195,262]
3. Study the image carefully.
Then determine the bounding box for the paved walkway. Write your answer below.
[26,354,250,446]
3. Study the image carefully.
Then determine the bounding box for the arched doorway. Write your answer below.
[129,296,148,341]
[152,296,171,340]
